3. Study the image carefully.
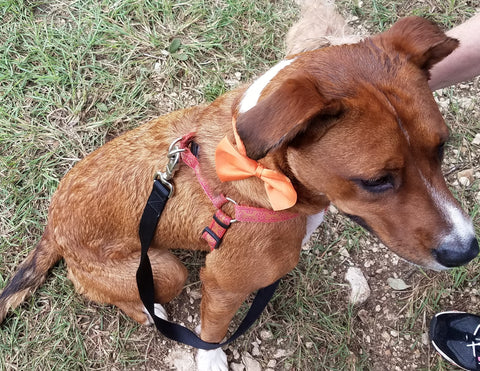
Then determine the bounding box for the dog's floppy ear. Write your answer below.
[236,75,343,160]
[379,16,458,72]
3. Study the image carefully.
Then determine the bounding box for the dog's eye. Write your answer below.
[358,175,394,193]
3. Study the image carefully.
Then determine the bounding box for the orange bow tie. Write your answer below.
[215,119,297,211]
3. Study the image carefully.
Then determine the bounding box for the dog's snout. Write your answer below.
[433,237,479,268]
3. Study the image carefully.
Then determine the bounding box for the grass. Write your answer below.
[1,0,479,370]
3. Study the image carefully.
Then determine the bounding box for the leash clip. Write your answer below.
[155,137,185,197]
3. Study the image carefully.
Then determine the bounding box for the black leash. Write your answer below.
[136,177,280,350]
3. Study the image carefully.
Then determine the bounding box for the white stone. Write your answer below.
[472,133,480,145]
[267,360,277,368]
[345,267,371,305]
[242,352,262,371]
[231,363,245,371]
[260,329,273,340]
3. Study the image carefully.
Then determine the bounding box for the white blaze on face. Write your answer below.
[422,174,475,246]
[238,58,296,114]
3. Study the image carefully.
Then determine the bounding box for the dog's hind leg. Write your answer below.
[66,248,187,324]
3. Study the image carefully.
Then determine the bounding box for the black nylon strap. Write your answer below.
[136,179,280,350]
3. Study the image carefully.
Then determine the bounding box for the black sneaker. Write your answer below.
[430,311,480,371]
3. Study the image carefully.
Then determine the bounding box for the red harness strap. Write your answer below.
[202,209,233,251]
[178,133,299,251]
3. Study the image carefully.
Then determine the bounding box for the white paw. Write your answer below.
[196,348,228,371]
[143,303,168,325]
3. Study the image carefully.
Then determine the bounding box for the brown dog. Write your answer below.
[1,17,478,371]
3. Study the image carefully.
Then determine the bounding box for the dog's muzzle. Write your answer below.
[433,236,479,268]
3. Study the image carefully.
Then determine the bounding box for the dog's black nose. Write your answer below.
[433,237,479,268]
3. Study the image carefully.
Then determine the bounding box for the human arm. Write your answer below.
[429,13,480,90]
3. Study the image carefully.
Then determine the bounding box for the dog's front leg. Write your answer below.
[196,269,251,371]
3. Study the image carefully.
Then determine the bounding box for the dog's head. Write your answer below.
[234,17,478,270]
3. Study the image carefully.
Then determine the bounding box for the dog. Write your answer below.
[285,0,364,55]
[1,15,478,371]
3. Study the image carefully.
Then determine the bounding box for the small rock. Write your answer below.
[345,267,371,305]
[339,246,350,258]
[260,329,273,340]
[459,176,471,187]
[242,352,261,371]
[472,133,480,146]
[267,359,277,368]
[273,349,288,358]
[458,169,474,187]
[231,363,245,371]
[189,289,202,300]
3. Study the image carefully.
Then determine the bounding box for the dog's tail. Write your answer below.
[286,0,364,55]
[0,229,61,324]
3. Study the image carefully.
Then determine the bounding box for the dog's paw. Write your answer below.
[196,348,228,371]
[143,303,168,325]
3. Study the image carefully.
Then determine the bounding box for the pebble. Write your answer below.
[231,363,245,371]
[189,289,202,300]
[345,266,371,305]
[242,352,261,371]
[260,330,273,340]
[267,359,277,368]
[273,349,288,358]
[458,168,474,187]
[473,133,480,145]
